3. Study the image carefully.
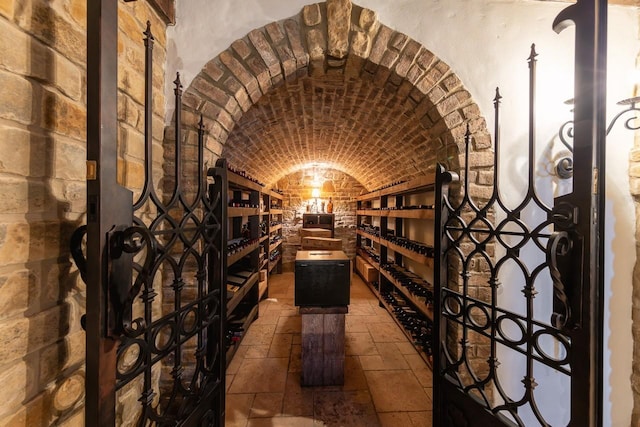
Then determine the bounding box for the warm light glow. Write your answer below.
[311,188,320,198]
[322,180,335,193]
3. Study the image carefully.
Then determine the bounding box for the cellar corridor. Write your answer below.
[1,0,637,425]
[225,272,432,427]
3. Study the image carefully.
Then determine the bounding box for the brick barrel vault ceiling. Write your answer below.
[223,75,438,191]
[174,1,493,192]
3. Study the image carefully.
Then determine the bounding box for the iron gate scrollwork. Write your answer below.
[73,2,227,425]
[433,0,607,425]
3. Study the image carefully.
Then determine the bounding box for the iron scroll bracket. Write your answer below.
[547,230,573,330]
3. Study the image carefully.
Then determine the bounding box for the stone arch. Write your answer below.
[167,0,492,192]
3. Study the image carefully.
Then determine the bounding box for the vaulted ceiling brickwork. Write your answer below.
[175,0,492,191]
[224,75,440,191]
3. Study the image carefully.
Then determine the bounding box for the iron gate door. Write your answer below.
[71,2,227,425]
[433,0,607,426]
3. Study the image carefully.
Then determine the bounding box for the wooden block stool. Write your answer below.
[299,306,348,386]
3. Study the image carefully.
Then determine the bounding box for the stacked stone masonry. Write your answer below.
[0,0,168,425]
[275,167,366,272]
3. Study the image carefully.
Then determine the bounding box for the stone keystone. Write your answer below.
[327,0,352,59]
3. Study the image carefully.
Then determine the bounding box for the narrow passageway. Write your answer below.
[225,272,433,427]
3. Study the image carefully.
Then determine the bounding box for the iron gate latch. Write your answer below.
[547,202,583,332]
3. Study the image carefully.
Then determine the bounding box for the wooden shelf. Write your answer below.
[380,269,433,321]
[356,229,380,244]
[259,235,269,243]
[356,209,385,217]
[268,257,281,272]
[228,242,259,266]
[227,272,259,314]
[379,174,435,197]
[356,247,380,271]
[356,173,436,370]
[258,280,268,300]
[270,224,283,233]
[356,191,381,202]
[381,240,434,267]
[377,296,433,369]
[270,190,283,200]
[386,209,435,220]
[226,304,259,366]
[269,241,282,253]
[270,208,283,215]
[228,173,264,192]
[228,206,260,217]
[365,279,380,297]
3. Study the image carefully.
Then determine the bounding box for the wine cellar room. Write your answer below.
[2,0,640,426]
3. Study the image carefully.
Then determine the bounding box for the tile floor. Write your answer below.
[225,272,433,427]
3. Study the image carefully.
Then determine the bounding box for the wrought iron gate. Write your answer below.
[71,2,226,425]
[433,0,607,426]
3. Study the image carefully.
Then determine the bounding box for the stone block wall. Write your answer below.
[275,167,366,271]
[0,1,169,425]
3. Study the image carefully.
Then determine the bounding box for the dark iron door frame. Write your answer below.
[78,1,227,425]
[433,0,607,425]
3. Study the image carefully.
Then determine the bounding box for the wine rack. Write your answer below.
[355,174,436,367]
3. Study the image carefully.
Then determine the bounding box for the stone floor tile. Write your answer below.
[395,341,419,355]
[365,370,430,412]
[348,303,376,315]
[424,387,433,404]
[229,358,289,394]
[225,393,254,427]
[345,315,371,333]
[247,416,315,427]
[378,412,413,427]
[275,315,302,333]
[241,324,276,346]
[313,390,380,427]
[252,311,280,325]
[342,355,369,391]
[359,342,410,371]
[367,321,409,343]
[405,353,433,387]
[288,344,302,372]
[244,344,270,359]
[408,411,433,426]
[345,332,378,356]
[226,374,235,392]
[269,333,293,357]
[228,272,433,425]
[352,314,394,325]
[282,385,314,417]
[249,392,284,418]
[227,345,248,375]
[278,308,299,317]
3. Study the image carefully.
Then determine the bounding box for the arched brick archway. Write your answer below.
[169,0,492,192]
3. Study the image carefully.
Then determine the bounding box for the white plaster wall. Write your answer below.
[167,1,639,425]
